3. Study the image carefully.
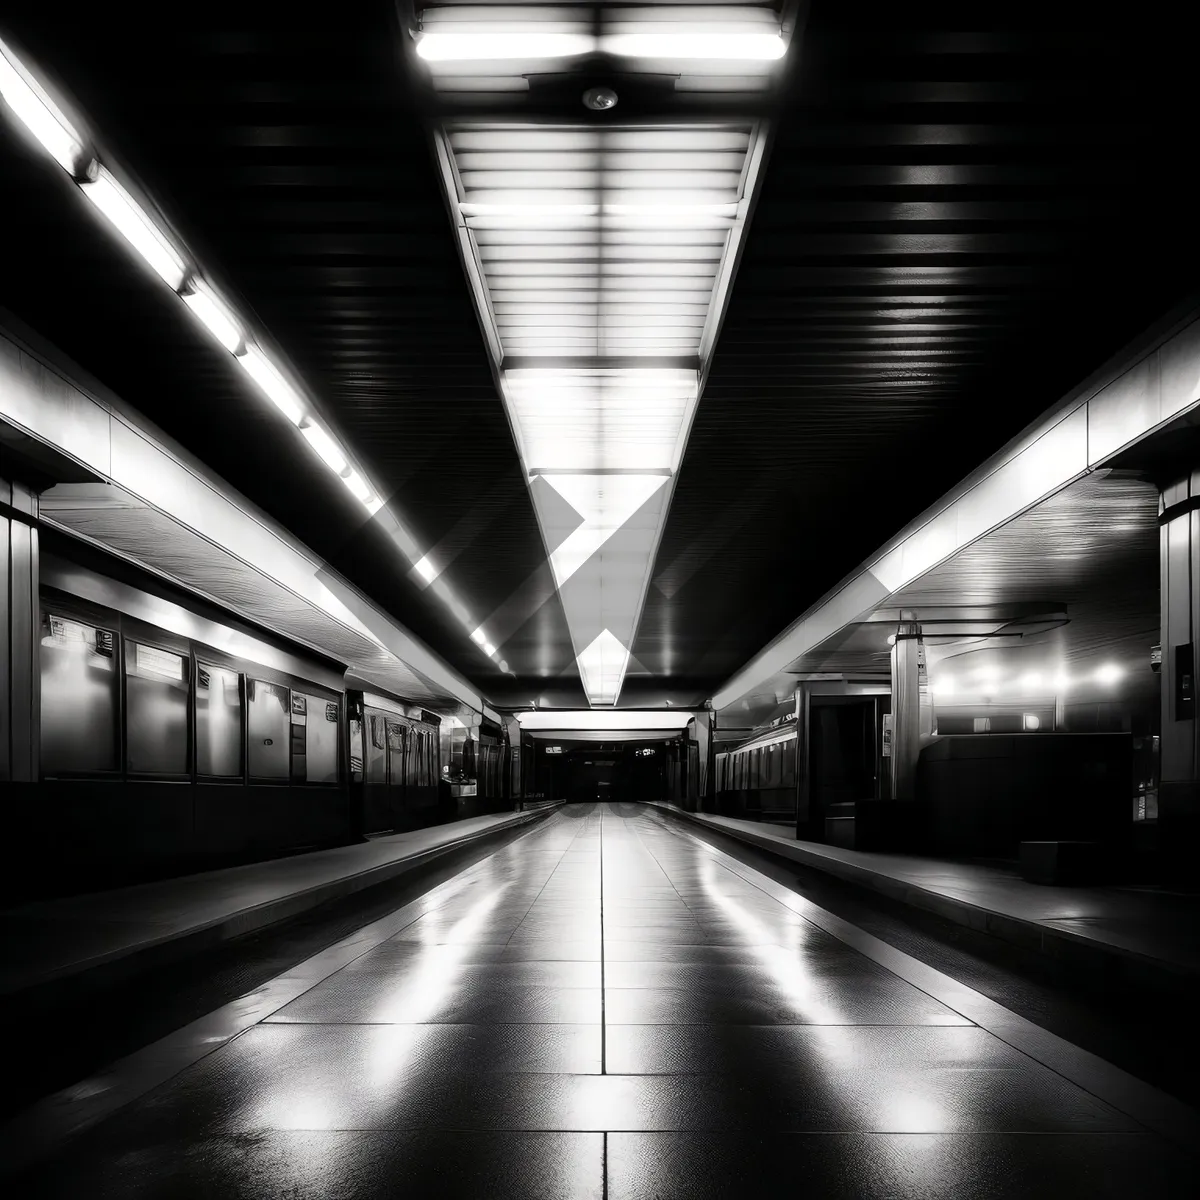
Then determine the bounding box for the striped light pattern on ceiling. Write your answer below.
[420,3,785,704]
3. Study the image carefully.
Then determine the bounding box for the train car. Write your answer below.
[714,724,798,825]
[12,535,468,898]
[350,694,442,837]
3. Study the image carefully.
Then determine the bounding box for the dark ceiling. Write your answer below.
[2,0,1198,711]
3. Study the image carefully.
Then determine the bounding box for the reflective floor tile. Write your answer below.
[266,976,601,1024]
[607,1132,1195,1200]
[603,942,793,963]
[603,958,897,990]
[604,984,972,1026]
[16,1130,604,1200]
[341,957,601,987]
[605,1025,1028,1075]
[341,941,511,969]
[496,941,603,961]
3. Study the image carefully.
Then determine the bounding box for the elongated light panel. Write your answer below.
[422,3,782,704]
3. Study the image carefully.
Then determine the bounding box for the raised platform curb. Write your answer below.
[0,804,560,1004]
[647,802,1198,992]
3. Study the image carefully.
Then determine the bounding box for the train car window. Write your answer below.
[39,611,120,776]
[196,663,243,778]
[386,720,406,785]
[782,738,797,788]
[247,679,291,780]
[427,729,438,785]
[765,743,780,788]
[125,641,190,776]
[364,710,387,784]
[406,724,420,787]
[349,715,364,783]
[294,691,339,783]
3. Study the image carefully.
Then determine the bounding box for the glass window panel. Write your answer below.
[125,641,190,776]
[386,720,406,785]
[365,710,387,783]
[409,728,424,786]
[349,716,364,782]
[39,612,119,775]
[293,691,339,783]
[248,679,290,779]
[782,739,797,787]
[196,663,242,777]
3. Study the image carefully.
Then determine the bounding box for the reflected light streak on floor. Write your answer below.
[9,804,1196,1199]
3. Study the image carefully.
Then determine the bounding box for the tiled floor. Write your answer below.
[8,804,1195,1198]
[658,807,1200,975]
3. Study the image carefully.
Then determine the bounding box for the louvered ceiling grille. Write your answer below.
[422,3,784,704]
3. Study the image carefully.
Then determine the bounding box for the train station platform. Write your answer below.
[1,802,1196,1196]
[649,804,1200,989]
[0,806,556,1003]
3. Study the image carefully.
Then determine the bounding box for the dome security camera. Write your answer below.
[583,86,618,111]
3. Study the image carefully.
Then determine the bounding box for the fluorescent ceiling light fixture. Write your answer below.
[1021,672,1044,689]
[1053,672,1072,691]
[576,628,631,706]
[0,39,85,173]
[1095,663,1124,685]
[81,166,186,289]
[601,33,786,61]
[416,33,593,61]
[414,555,438,584]
[470,627,488,646]
[300,421,348,475]
[235,346,306,425]
[342,470,375,505]
[517,709,691,731]
[483,642,497,657]
[181,280,241,352]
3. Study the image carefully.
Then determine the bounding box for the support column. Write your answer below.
[1,475,39,783]
[889,613,932,802]
[1159,474,1200,874]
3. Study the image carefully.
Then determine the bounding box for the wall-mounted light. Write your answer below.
[0,36,499,668]
[80,167,186,289]
[0,38,85,172]
[180,279,242,352]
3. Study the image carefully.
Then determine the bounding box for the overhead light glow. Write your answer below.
[235,346,306,425]
[470,628,488,646]
[0,39,84,173]
[601,33,786,61]
[181,280,241,352]
[1021,671,1044,690]
[81,167,186,289]
[577,628,631,706]
[416,33,594,61]
[517,709,692,731]
[1095,663,1124,685]
[930,679,954,697]
[300,422,348,475]
[483,642,497,657]
[1053,672,1071,691]
[414,555,438,584]
[341,470,374,505]
[434,82,772,701]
